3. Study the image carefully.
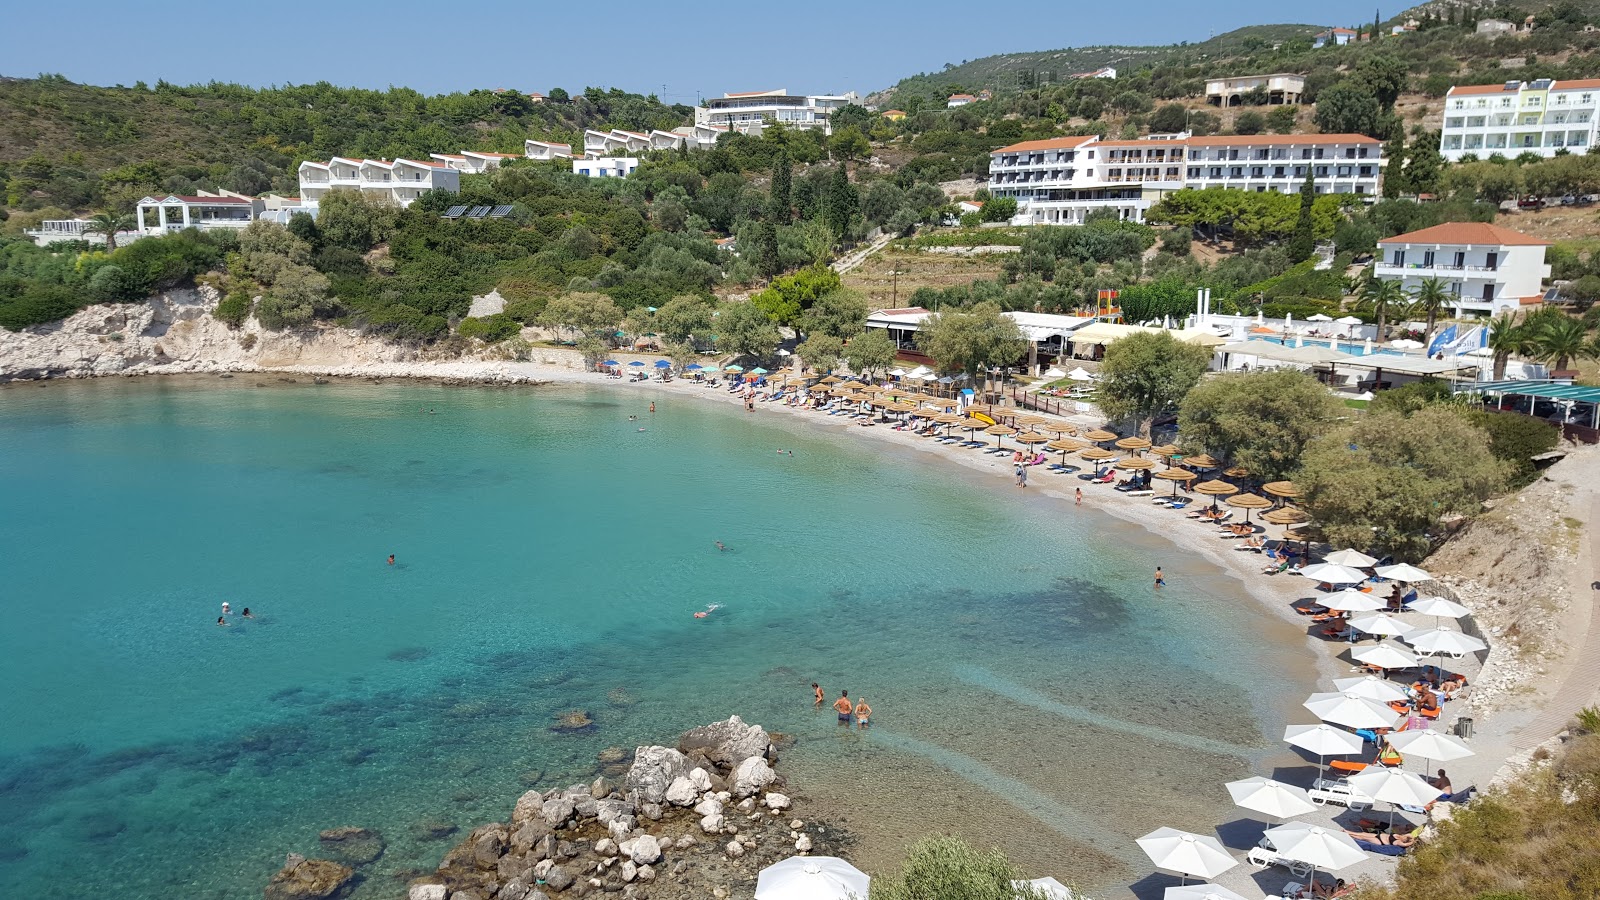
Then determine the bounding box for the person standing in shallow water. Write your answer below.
[833,690,853,725]
[854,697,871,728]
[813,683,824,706]
[1155,566,1166,588]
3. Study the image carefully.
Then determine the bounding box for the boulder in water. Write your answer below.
[263,855,355,900]
[551,710,593,733]
[318,827,384,865]
[677,716,771,768]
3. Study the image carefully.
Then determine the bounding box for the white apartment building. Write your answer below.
[695,89,859,134]
[987,133,1382,226]
[524,140,574,160]
[297,157,460,208]
[429,151,521,174]
[1375,222,1551,317]
[1438,78,1600,160]
[947,94,976,108]
[1205,73,1306,106]
[572,157,638,178]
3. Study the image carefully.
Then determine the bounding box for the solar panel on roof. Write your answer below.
[442,205,468,218]
[488,205,515,218]
[1545,287,1563,302]
[466,206,492,218]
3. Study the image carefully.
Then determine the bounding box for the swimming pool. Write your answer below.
[1245,336,1410,357]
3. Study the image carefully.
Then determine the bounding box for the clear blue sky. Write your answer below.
[9,0,1387,100]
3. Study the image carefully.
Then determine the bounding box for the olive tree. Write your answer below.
[1097,331,1213,437]
[1178,370,1342,481]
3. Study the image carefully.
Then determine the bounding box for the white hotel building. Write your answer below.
[695,89,859,135]
[1439,78,1600,160]
[987,133,1382,225]
[1374,222,1551,317]
[297,157,460,208]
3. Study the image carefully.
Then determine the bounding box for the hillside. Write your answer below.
[0,77,689,213]
[876,24,1324,104]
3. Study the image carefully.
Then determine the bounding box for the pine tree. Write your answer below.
[824,165,857,244]
[1383,134,1408,198]
[1374,7,1382,37]
[1287,172,1317,262]
[754,221,781,279]
[768,149,792,223]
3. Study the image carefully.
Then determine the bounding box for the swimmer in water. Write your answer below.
[649,402,656,413]
[221,602,231,616]
[242,607,254,619]
[715,541,727,552]
[216,616,229,627]
[813,683,824,706]
[854,697,871,728]
[388,554,395,566]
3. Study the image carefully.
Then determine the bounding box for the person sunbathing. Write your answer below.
[1345,829,1415,848]
[1240,535,1265,550]
[1301,878,1352,899]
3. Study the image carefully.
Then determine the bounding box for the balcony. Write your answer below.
[1374,262,1498,278]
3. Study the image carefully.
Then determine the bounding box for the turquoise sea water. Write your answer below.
[0,379,1312,899]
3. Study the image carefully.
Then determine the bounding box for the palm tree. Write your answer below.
[1485,312,1528,381]
[1358,276,1405,342]
[82,211,136,252]
[1527,314,1599,373]
[1409,277,1452,346]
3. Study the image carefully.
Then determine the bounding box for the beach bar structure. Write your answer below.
[1455,379,1600,442]
[863,308,1095,373]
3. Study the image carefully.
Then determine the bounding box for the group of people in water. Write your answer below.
[215,601,255,626]
[814,683,871,728]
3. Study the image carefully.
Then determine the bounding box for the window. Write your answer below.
[1453,251,1465,267]
[1209,167,1222,178]
[1273,166,1286,177]
[1229,166,1243,177]
[1392,250,1405,266]
[1359,166,1373,176]
[1315,166,1328,176]
[1250,166,1264,177]
[1423,250,1435,267]
[1482,284,1494,301]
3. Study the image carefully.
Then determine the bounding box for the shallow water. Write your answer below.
[0,379,1312,898]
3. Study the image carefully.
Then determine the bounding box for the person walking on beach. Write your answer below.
[813,683,824,706]
[832,690,853,725]
[854,697,871,728]
[1075,488,1082,505]
[1019,464,1028,489]
[1154,566,1166,588]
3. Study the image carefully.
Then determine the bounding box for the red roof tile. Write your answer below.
[1377,222,1550,246]
[993,136,1098,153]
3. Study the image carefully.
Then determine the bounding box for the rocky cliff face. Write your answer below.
[0,292,583,382]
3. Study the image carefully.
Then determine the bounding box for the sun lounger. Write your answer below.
[1246,843,1313,878]
[1308,778,1374,810]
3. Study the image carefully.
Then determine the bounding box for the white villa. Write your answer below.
[297,157,460,208]
[1205,73,1306,106]
[696,89,859,134]
[578,126,722,158]
[572,157,638,179]
[1375,222,1551,317]
[987,133,1383,226]
[1312,27,1358,47]
[135,194,264,236]
[524,140,574,160]
[1438,78,1600,160]
[947,94,977,108]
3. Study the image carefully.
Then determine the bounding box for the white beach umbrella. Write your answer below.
[1323,548,1379,568]
[1406,628,1488,657]
[1348,766,1446,809]
[1390,339,1424,349]
[1348,612,1413,639]
[755,856,869,900]
[1409,596,1469,620]
[1262,822,1367,872]
[1136,827,1238,882]
[1285,723,1365,759]
[1335,315,1364,326]
[1304,691,1398,730]
[1067,367,1095,382]
[1013,876,1077,900]
[1226,776,1317,821]
[1375,563,1431,582]
[1352,641,1420,671]
[1320,589,1386,613]
[1388,729,1475,764]
[1307,313,1334,322]
[1164,884,1250,900]
[1298,563,1368,585]
[1332,675,1410,704]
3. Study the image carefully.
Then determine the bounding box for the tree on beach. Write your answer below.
[542,292,624,367]
[1526,312,1600,373]
[653,295,715,349]
[914,301,1025,379]
[1095,331,1212,437]
[1177,370,1341,481]
[796,333,844,373]
[845,328,898,378]
[800,287,871,340]
[82,210,135,252]
[714,300,780,360]
[1295,408,1508,561]
[869,835,1055,900]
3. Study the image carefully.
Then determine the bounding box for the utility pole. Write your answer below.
[889,268,905,307]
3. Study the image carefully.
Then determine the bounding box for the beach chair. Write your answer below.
[1308,777,1374,810]
[1246,842,1313,878]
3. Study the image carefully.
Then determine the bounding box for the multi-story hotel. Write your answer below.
[1439,79,1600,160]
[1374,222,1551,317]
[695,89,859,134]
[297,157,460,208]
[987,133,1383,225]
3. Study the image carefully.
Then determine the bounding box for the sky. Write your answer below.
[9,0,1387,100]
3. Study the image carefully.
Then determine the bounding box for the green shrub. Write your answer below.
[1368,379,1454,415]
[0,283,80,330]
[214,291,252,327]
[458,313,521,342]
[1465,411,1559,487]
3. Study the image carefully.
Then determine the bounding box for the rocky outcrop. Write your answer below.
[316,826,384,865]
[262,854,354,900]
[406,717,841,900]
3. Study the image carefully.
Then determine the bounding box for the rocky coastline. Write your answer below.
[262,716,848,900]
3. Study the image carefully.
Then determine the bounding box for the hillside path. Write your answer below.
[1516,492,1600,746]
